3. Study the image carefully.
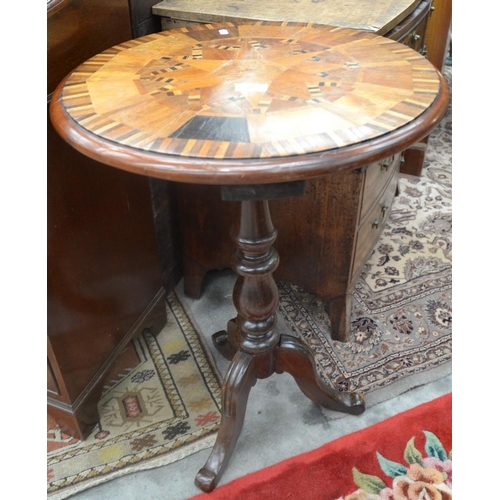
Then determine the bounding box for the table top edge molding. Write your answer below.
[50,71,449,185]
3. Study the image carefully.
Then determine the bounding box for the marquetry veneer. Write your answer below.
[57,25,438,163]
[152,0,438,176]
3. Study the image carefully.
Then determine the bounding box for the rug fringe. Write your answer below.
[48,434,217,500]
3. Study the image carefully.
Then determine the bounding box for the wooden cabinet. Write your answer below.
[176,154,402,342]
[47,0,168,439]
[384,0,434,176]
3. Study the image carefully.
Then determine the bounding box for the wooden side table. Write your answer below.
[50,21,449,491]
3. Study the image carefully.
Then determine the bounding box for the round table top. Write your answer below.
[50,21,449,184]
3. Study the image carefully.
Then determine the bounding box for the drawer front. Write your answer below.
[385,0,431,56]
[360,153,400,223]
[400,17,429,54]
[352,171,399,278]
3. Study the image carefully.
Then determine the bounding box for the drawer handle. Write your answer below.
[380,157,394,171]
[410,32,421,50]
[372,205,389,229]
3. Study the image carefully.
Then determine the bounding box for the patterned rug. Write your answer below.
[47,293,223,499]
[47,66,451,499]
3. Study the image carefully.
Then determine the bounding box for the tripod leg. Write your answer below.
[195,350,257,492]
[275,334,365,415]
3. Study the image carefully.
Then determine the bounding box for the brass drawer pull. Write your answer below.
[409,32,421,50]
[380,156,394,171]
[372,205,389,229]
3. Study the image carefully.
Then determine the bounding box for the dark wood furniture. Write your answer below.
[152,0,424,34]
[47,0,168,440]
[50,21,448,489]
[425,0,452,71]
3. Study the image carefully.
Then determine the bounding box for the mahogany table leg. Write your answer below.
[196,198,279,492]
[275,334,365,414]
[195,350,258,492]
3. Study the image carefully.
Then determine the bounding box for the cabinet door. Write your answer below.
[48,0,166,426]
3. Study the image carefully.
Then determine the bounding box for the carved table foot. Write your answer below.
[195,350,257,492]
[275,334,365,415]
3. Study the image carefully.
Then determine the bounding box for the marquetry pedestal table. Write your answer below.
[50,21,449,492]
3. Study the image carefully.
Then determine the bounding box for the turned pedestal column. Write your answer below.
[196,191,365,491]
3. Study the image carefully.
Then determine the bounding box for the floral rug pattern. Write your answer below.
[278,66,452,396]
[337,430,452,500]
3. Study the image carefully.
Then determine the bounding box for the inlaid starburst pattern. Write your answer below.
[60,21,441,159]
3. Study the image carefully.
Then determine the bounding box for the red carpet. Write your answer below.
[190,393,452,500]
